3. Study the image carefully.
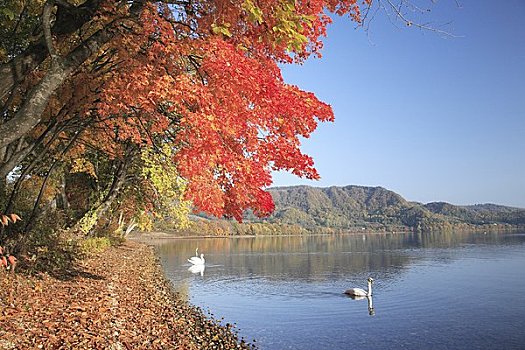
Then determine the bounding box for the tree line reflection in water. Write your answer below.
[152,231,523,283]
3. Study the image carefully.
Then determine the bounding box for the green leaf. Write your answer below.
[0,7,16,20]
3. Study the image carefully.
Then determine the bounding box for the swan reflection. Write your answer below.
[188,264,205,276]
[348,295,375,316]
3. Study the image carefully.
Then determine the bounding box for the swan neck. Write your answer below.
[367,281,372,296]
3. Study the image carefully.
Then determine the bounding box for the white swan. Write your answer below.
[344,277,373,297]
[188,253,205,265]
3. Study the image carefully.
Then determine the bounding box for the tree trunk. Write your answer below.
[0,41,49,101]
[70,153,131,236]
[0,0,145,149]
[56,175,69,211]
[0,0,102,100]
[0,24,114,149]
[0,175,7,208]
[88,161,127,235]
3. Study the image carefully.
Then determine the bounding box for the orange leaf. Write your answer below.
[10,213,22,223]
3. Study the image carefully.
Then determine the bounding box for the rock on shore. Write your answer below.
[0,241,253,349]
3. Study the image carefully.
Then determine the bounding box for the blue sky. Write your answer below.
[272,1,525,208]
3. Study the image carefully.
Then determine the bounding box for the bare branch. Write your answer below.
[373,0,462,38]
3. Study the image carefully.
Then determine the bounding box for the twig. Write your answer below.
[379,0,462,38]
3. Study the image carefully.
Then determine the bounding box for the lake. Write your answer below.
[151,232,525,349]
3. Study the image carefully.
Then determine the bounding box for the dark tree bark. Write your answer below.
[0,0,102,100]
[0,0,145,149]
[0,28,114,149]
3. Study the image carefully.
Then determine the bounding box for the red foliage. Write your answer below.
[83,0,369,220]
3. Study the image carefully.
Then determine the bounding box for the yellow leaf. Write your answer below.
[242,0,264,24]
[211,23,232,37]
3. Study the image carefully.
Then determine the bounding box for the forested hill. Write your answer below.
[263,185,525,233]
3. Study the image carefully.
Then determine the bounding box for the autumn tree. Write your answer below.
[0,0,444,242]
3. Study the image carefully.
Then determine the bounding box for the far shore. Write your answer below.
[127,229,411,241]
[127,227,524,242]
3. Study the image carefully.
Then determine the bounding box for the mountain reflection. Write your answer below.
[152,232,523,284]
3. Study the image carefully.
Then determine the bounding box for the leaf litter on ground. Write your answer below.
[0,241,254,349]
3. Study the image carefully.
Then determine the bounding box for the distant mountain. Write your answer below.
[261,185,525,233]
[425,202,525,226]
[171,185,525,236]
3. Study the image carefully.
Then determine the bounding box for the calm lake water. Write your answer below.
[151,232,525,349]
